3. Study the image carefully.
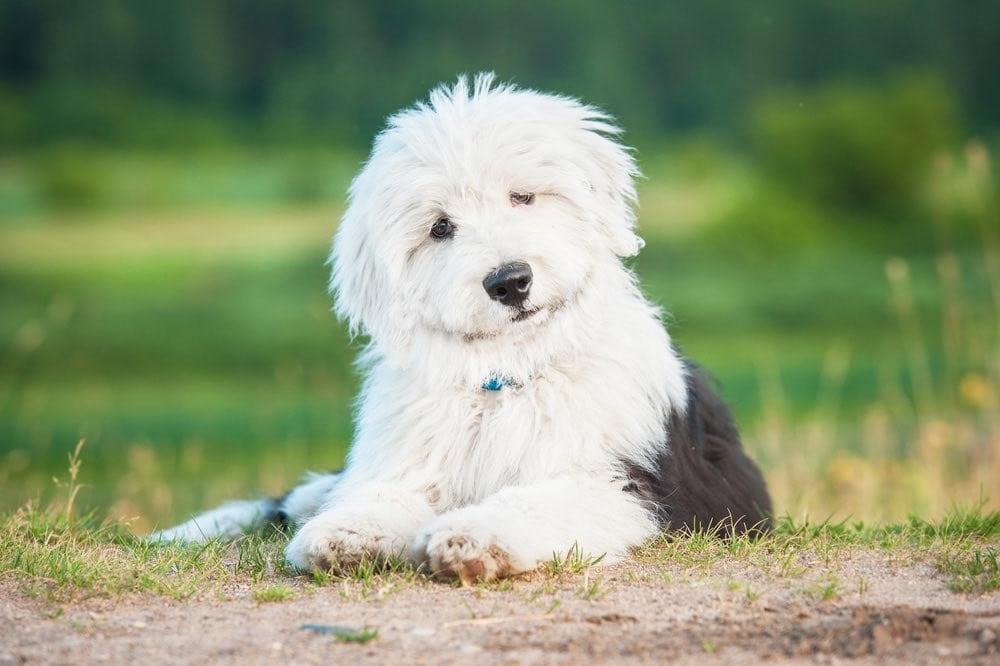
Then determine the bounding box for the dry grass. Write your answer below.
[3,477,998,605]
[753,146,999,521]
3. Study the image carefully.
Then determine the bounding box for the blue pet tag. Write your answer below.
[482,376,506,391]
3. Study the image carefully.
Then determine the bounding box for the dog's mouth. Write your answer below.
[458,273,585,343]
[511,307,541,323]
[460,304,556,342]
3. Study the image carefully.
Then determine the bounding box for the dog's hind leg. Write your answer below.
[275,471,342,527]
[148,471,341,544]
[147,498,283,544]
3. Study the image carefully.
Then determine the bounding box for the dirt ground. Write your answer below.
[2,550,998,665]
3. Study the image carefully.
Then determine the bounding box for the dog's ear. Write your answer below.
[329,162,414,357]
[576,115,644,257]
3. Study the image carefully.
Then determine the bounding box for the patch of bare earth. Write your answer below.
[2,550,998,665]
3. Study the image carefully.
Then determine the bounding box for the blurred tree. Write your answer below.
[751,74,958,216]
[0,0,995,149]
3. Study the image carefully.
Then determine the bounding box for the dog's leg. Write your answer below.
[149,471,341,544]
[284,484,436,572]
[276,471,342,526]
[147,498,281,544]
[411,476,657,584]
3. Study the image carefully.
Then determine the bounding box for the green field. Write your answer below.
[1,149,997,531]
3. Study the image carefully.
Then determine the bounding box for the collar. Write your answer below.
[481,375,518,391]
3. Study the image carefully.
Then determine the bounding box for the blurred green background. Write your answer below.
[1,1,998,528]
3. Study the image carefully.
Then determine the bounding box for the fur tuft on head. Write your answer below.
[329,73,645,378]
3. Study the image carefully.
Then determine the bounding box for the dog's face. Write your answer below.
[331,74,642,359]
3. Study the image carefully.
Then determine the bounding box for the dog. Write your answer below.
[151,74,772,583]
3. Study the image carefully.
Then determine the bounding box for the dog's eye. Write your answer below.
[430,217,455,240]
[510,192,535,206]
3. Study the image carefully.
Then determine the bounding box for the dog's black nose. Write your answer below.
[483,262,532,307]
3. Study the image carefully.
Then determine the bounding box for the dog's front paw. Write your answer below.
[415,525,514,585]
[285,512,404,573]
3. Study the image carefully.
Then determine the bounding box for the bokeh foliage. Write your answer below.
[2,0,999,149]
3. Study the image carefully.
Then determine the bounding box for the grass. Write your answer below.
[543,544,606,576]
[938,546,1000,593]
[805,576,842,602]
[253,583,295,603]
[300,624,380,644]
[0,506,291,601]
[576,568,606,601]
[3,476,998,604]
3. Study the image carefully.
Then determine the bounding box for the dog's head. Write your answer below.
[331,74,642,366]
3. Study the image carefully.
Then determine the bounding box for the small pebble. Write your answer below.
[979,628,996,645]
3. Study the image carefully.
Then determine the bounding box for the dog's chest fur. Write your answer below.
[363,358,672,510]
[444,377,594,506]
[344,286,690,514]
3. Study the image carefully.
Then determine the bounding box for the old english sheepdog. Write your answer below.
[152,74,772,582]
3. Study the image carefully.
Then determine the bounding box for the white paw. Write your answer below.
[413,523,515,584]
[285,511,406,573]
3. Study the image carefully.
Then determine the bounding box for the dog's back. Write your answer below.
[624,365,772,535]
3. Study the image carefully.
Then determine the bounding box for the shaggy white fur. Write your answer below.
[152,74,693,582]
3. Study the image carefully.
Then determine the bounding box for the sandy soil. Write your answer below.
[2,550,998,665]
